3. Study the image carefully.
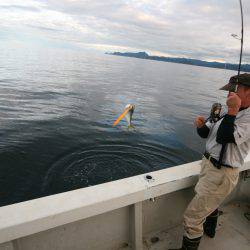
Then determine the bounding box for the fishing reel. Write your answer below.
[207,103,222,123]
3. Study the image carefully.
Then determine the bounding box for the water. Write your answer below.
[0,47,231,207]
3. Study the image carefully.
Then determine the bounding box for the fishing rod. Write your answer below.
[209,0,244,124]
[218,0,244,167]
[231,0,244,92]
[238,0,244,77]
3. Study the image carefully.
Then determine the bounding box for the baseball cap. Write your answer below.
[220,73,250,91]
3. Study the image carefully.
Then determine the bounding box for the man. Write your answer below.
[170,73,250,250]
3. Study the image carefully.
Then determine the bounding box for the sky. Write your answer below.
[0,0,250,63]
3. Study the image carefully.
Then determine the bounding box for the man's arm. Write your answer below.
[197,125,210,138]
[216,115,236,144]
[216,92,241,144]
[195,116,210,138]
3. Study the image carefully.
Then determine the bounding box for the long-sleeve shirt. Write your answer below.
[197,107,250,168]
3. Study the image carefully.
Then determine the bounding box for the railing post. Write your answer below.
[130,202,143,250]
[0,241,15,250]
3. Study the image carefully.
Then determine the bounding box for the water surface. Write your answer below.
[0,48,230,206]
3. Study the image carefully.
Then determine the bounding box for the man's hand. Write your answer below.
[227,92,241,116]
[195,116,205,128]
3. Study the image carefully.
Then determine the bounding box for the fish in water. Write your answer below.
[113,104,135,127]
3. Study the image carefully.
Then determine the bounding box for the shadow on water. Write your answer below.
[41,131,199,196]
[0,118,199,207]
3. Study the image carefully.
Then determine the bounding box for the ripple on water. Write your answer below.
[41,140,185,195]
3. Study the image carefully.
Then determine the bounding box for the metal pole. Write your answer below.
[237,0,244,77]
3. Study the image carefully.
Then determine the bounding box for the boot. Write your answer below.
[169,235,201,250]
[203,209,219,238]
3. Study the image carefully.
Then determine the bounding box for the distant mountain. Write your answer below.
[105,51,250,72]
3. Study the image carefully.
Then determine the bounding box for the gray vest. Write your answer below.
[205,107,250,168]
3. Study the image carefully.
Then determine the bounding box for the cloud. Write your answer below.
[0,5,41,12]
[27,24,63,32]
[0,0,249,63]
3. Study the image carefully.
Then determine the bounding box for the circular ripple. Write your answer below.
[42,141,190,195]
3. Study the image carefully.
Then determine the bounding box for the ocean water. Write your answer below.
[0,48,232,206]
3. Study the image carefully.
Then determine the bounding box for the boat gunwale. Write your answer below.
[0,154,249,244]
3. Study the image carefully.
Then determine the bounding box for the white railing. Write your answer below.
[0,153,249,247]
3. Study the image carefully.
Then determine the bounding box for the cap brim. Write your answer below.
[219,83,230,91]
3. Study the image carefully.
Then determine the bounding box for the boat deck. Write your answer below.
[142,202,250,250]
